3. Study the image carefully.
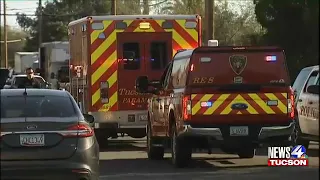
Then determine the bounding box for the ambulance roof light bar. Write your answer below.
[208,40,219,47]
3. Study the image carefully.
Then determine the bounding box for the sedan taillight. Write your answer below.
[61,123,94,138]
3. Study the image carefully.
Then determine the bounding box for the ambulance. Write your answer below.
[68,15,202,145]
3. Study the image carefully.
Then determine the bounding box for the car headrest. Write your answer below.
[0,69,9,89]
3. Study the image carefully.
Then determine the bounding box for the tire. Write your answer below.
[95,130,108,148]
[147,123,164,160]
[237,148,255,159]
[171,122,192,168]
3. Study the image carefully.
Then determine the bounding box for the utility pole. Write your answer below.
[111,0,116,15]
[38,0,43,48]
[3,0,8,68]
[205,0,214,44]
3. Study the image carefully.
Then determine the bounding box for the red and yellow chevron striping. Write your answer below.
[191,93,288,115]
[90,19,200,112]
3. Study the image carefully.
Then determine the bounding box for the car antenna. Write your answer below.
[23,86,27,122]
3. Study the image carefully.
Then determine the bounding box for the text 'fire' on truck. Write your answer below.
[68,15,202,144]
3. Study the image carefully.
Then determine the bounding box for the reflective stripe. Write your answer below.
[191,93,288,115]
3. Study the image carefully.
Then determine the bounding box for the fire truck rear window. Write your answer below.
[150,42,168,70]
[123,43,140,70]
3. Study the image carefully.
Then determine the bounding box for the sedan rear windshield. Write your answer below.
[15,77,46,87]
[1,95,76,118]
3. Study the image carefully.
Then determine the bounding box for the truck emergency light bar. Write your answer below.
[265,55,277,62]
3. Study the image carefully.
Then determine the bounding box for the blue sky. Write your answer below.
[1,0,40,28]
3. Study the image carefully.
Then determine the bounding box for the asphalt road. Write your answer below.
[99,137,319,180]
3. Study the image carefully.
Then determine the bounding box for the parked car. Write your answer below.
[293,65,319,148]
[0,88,100,179]
[4,74,51,89]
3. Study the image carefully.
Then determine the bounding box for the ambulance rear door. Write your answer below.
[117,32,172,111]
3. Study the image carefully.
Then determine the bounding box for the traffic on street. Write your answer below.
[0,0,319,180]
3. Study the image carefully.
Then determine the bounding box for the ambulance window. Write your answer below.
[123,43,140,70]
[150,42,168,70]
[304,71,318,92]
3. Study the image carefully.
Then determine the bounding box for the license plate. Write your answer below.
[230,126,249,136]
[138,114,148,121]
[20,134,45,146]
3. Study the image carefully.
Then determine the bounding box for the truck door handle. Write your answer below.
[298,99,303,102]
[308,101,313,105]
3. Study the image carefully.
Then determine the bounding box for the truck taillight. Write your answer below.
[183,95,191,120]
[288,89,295,119]
[190,64,194,72]
[100,82,109,103]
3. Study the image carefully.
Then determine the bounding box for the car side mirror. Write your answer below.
[83,114,94,123]
[306,85,319,94]
[5,80,11,85]
[135,76,149,93]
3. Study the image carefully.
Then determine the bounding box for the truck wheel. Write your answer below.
[171,123,192,168]
[296,139,310,149]
[147,123,164,160]
[237,148,255,159]
[94,130,108,148]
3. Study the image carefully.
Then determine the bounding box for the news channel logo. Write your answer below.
[291,145,308,159]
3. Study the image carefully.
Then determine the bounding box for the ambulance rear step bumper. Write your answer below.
[89,110,148,129]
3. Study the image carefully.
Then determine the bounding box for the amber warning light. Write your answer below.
[139,22,150,30]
